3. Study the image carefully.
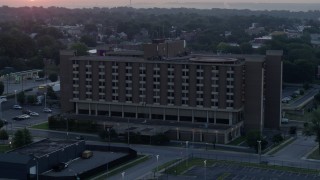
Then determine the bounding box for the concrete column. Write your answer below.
[224,132,228,144]
[163,108,166,121]
[192,129,195,142]
[135,106,138,119]
[229,112,232,125]
[122,105,124,118]
[108,104,111,117]
[177,108,180,122]
[95,104,98,116]
[206,111,209,123]
[89,103,91,115]
[214,111,217,124]
[75,103,78,114]
[176,128,179,140]
[192,109,194,123]
[200,130,202,142]
[149,107,151,119]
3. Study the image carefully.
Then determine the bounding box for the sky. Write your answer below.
[0,0,319,8]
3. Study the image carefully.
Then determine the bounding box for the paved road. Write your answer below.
[269,133,317,162]
[26,128,320,180]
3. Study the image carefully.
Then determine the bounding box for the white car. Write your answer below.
[13,105,22,109]
[0,96,7,102]
[30,112,39,116]
[43,108,52,113]
[20,114,30,119]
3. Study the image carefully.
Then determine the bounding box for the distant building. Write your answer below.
[60,40,283,144]
[311,34,320,47]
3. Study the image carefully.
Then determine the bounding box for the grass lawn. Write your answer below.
[154,158,181,172]
[0,145,11,153]
[307,148,320,160]
[30,122,49,130]
[166,157,319,175]
[227,136,246,146]
[284,110,314,121]
[266,137,295,155]
[217,172,231,180]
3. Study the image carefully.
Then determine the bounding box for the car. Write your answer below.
[13,105,22,109]
[52,162,68,172]
[29,112,39,116]
[12,115,25,121]
[76,136,84,140]
[0,119,8,125]
[0,96,7,102]
[20,114,30,119]
[43,108,52,113]
[22,109,32,115]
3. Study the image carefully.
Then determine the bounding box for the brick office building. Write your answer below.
[60,40,282,144]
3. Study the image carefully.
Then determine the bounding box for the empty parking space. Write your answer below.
[160,163,320,180]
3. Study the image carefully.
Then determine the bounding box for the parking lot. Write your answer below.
[160,163,320,180]
[1,98,60,131]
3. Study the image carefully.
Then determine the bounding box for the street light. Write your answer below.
[44,92,47,109]
[204,160,207,180]
[185,141,189,167]
[127,118,130,145]
[121,171,125,180]
[156,155,159,176]
[14,90,17,104]
[257,140,262,164]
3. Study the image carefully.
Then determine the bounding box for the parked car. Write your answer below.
[43,108,52,113]
[76,136,84,140]
[13,105,22,109]
[0,96,7,102]
[22,109,32,115]
[52,162,68,172]
[12,115,28,121]
[0,119,8,125]
[29,112,39,116]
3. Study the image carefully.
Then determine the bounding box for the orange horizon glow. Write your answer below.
[0,0,319,9]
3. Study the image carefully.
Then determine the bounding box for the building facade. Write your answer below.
[60,41,282,144]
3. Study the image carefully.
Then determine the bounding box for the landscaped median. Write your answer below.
[306,147,320,161]
[264,136,296,156]
[30,122,49,130]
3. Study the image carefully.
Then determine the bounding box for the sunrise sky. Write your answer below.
[0,0,319,8]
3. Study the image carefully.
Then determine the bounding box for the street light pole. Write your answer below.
[44,92,47,109]
[257,140,261,164]
[14,90,17,104]
[185,141,189,167]
[127,118,130,145]
[204,160,207,180]
[156,155,159,176]
[121,171,125,180]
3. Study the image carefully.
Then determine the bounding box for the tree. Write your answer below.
[27,95,37,104]
[315,92,320,104]
[0,81,4,96]
[12,128,32,148]
[22,128,32,145]
[0,120,3,129]
[47,86,57,100]
[272,134,284,144]
[17,91,25,104]
[303,110,320,154]
[70,43,88,56]
[12,130,24,148]
[246,131,268,152]
[48,73,58,82]
[0,130,9,140]
[38,71,45,78]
